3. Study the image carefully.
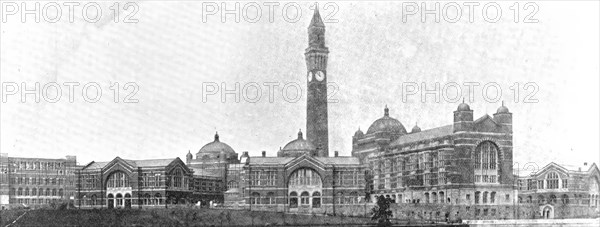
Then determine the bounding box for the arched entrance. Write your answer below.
[287,168,322,213]
[542,205,554,219]
[125,193,132,208]
[106,171,132,209]
[107,194,114,208]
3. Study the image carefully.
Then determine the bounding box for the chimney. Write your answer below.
[262,151,266,157]
[334,151,339,157]
[584,162,588,166]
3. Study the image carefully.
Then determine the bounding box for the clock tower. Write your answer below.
[305,8,329,156]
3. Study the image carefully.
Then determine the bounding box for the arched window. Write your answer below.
[52,189,57,196]
[59,189,64,197]
[549,194,557,204]
[154,193,162,205]
[31,188,37,196]
[289,168,322,187]
[91,194,97,206]
[490,192,496,203]
[546,172,559,189]
[227,181,238,190]
[336,192,344,204]
[439,191,445,203]
[432,192,438,203]
[107,171,130,188]
[24,188,29,196]
[312,192,321,208]
[483,191,488,203]
[300,191,310,205]
[289,191,298,208]
[474,141,500,183]
[266,192,275,204]
[46,188,51,196]
[17,188,22,196]
[350,191,359,204]
[561,194,569,204]
[537,195,545,204]
[251,192,260,205]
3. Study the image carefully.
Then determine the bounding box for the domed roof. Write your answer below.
[366,106,407,135]
[497,102,509,113]
[457,103,471,111]
[411,124,421,133]
[353,127,364,137]
[280,130,316,157]
[198,132,235,155]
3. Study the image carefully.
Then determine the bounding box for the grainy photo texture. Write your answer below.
[0,1,599,226]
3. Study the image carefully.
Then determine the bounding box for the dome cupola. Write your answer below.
[196,132,236,159]
[278,130,317,157]
[496,101,509,114]
[353,127,364,138]
[366,105,407,135]
[411,123,421,133]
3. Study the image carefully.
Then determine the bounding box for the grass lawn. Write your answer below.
[1,208,380,226]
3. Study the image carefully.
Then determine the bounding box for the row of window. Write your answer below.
[518,193,600,206]
[9,187,64,197]
[10,198,63,205]
[371,151,448,175]
[249,170,277,186]
[9,177,69,186]
[7,161,68,171]
[248,191,363,207]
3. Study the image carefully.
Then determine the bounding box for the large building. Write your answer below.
[76,157,195,208]
[516,162,600,219]
[353,102,516,220]
[217,9,365,216]
[0,153,78,209]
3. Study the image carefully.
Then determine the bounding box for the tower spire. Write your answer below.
[309,7,325,28]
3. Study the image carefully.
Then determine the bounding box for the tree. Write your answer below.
[371,195,393,227]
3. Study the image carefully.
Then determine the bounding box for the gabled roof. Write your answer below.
[474,114,499,125]
[518,162,600,177]
[81,157,183,171]
[389,125,453,147]
[315,157,361,165]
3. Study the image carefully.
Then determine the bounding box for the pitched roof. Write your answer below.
[390,125,454,147]
[249,157,295,165]
[127,158,177,167]
[315,157,361,165]
[81,158,178,170]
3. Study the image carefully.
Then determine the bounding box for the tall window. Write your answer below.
[172,169,183,188]
[546,172,559,189]
[107,171,130,188]
[474,141,499,183]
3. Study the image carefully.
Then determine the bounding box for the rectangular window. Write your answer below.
[562,179,568,188]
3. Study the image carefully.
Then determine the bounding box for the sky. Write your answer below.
[0,1,599,170]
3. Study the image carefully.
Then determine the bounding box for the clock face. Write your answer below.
[307,71,313,82]
[315,71,325,81]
